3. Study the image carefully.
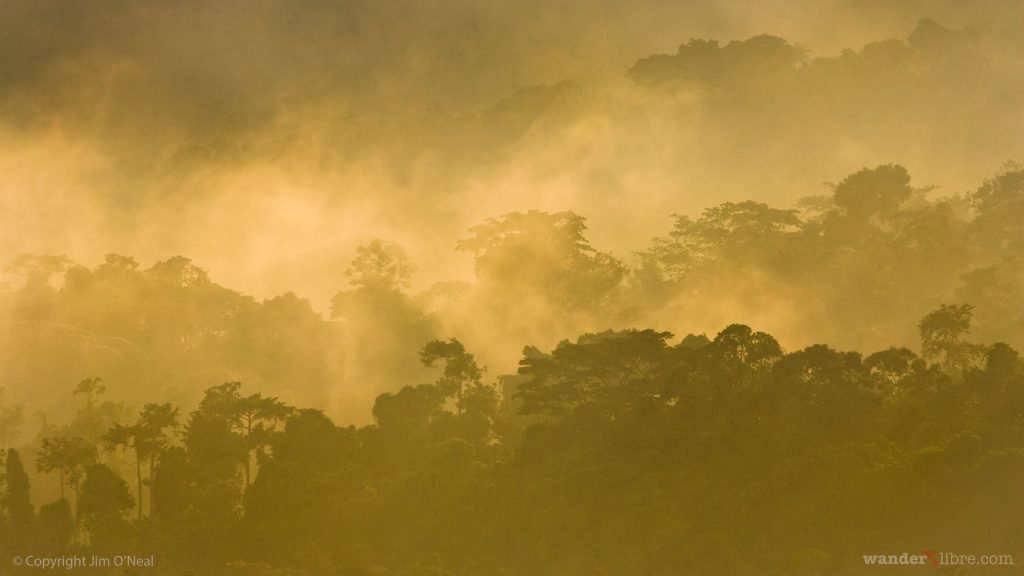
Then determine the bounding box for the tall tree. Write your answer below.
[329,241,437,417]
[420,338,484,411]
[103,423,146,521]
[3,448,33,528]
[77,463,133,546]
[197,383,291,487]
[919,304,983,371]
[103,403,178,520]
[36,437,97,503]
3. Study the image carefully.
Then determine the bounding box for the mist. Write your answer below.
[2,0,1022,305]
[1,3,1023,574]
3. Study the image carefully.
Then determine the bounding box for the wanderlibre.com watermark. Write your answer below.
[862,550,1015,568]
[11,554,155,570]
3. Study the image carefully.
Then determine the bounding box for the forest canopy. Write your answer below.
[1,162,1021,424]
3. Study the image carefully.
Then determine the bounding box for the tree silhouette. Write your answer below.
[77,463,133,546]
[518,329,673,415]
[73,377,106,400]
[36,436,97,503]
[103,423,146,520]
[420,338,484,411]
[344,239,415,291]
[3,448,33,528]
[919,304,983,371]
[197,382,292,487]
[38,498,74,549]
[103,403,178,520]
[833,164,913,220]
[456,210,627,336]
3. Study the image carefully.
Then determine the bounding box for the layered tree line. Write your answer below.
[1,161,1021,423]
[0,312,1021,575]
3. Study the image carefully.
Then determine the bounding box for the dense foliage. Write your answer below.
[1,312,1023,574]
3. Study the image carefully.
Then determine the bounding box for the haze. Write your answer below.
[2,0,1021,305]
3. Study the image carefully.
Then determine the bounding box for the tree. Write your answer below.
[674,325,783,405]
[701,324,782,373]
[517,329,673,415]
[103,403,178,520]
[651,201,802,273]
[63,377,131,445]
[344,239,415,291]
[104,423,146,521]
[3,254,71,323]
[197,382,292,487]
[180,412,247,560]
[770,344,875,431]
[919,304,983,371]
[138,403,179,514]
[970,164,1024,254]
[183,410,246,486]
[373,384,446,436]
[628,34,804,86]
[138,403,179,459]
[329,242,438,419]
[36,437,97,503]
[420,338,484,411]
[418,338,503,445]
[832,164,913,221]
[73,377,106,400]
[77,463,133,545]
[149,447,189,523]
[245,409,369,566]
[38,498,74,549]
[864,347,923,393]
[457,210,627,315]
[3,448,33,528]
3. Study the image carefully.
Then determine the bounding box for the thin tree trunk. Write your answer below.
[72,481,83,546]
[136,451,143,520]
[59,470,65,501]
[244,417,252,488]
[149,455,156,517]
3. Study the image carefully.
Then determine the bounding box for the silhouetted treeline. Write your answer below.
[1,310,1022,574]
